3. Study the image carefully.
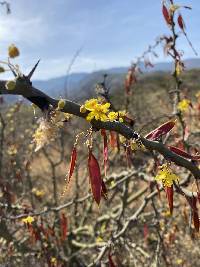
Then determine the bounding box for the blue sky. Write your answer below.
[0,0,199,80]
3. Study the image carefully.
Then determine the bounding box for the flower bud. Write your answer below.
[57,99,65,109]
[6,80,16,90]
[80,105,86,113]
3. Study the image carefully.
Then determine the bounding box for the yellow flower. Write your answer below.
[8,44,20,58]
[108,111,118,121]
[176,259,183,265]
[84,98,99,111]
[22,216,34,224]
[96,236,104,243]
[50,257,57,264]
[82,98,126,122]
[130,139,144,151]
[155,164,179,187]
[108,110,126,122]
[119,135,126,144]
[162,210,171,217]
[118,110,126,117]
[177,99,190,112]
[130,141,140,151]
[32,188,45,197]
[85,101,110,122]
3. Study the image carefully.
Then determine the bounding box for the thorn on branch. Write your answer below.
[27,59,40,80]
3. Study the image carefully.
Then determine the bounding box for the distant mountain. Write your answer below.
[33,72,88,98]
[30,57,200,99]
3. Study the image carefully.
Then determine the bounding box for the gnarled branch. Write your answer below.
[0,76,199,180]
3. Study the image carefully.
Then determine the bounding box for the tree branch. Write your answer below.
[0,77,199,180]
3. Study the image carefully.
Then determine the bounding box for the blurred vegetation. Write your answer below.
[0,69,200,266]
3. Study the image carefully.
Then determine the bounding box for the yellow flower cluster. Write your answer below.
[22,216,34,224]
[80,98,126,122]
[177,99,190,112]
[155,164,179,187]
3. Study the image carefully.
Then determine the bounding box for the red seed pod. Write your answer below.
[178,14,185,31]
[162,4,172,25]
[143,223,149,240]
[88,151,102,205]
[145,120,176,141]
[66,146,77,185]
[169,146,200,161]
[165,186,173,215]
[48,226,55,237]
[60,213,68,241]
[110,131,118,148]
[125,69,133,94]
[108,251,117,267]
[125,68,136,94]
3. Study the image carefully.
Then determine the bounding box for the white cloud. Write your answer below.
[0,16,49,46]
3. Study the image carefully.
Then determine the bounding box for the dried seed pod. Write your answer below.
[165,186,173,215]
[67,146,77,185]
[178,14,185,31]
[145,120,176,140]
[169,146,200,161]
[60,213,68,241]
[88,151,102,205]
[162,4,172,25]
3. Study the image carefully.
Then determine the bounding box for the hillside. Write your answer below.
[32,58,200,99]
